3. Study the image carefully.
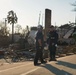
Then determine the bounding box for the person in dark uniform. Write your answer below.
[47,25,58,61]
[34,25,46,66]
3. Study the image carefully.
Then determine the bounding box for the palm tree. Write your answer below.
[7,10,18,43]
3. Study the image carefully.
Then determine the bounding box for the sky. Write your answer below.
[0,0,76,29]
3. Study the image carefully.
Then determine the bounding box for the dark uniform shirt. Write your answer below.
[47,31,58,45]
[35,31,44,48]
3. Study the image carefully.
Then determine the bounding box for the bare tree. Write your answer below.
[0,21,10,36]
[15,24,22,33]
[22,25,29,36]
[22,28,27,35]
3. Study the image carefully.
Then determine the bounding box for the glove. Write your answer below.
[55,44,57,47]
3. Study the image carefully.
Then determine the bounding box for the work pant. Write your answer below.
[34,47,44,64]
[49,45,56,59]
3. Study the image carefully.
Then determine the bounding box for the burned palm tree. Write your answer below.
[7,10,18,43]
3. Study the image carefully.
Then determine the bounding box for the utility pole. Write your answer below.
[38,11,41,25]
[4,18,7,35]
[42,14,44,27]
[71,1,76,26]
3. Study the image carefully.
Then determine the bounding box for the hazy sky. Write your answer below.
[0,0,76,28]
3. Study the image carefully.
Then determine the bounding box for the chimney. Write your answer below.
[44,9,52,40]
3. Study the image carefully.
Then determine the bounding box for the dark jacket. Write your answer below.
[35,31,44,48]
[47,31,58,46]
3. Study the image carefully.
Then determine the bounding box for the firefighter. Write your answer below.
[47,25,58,61]
[34,25,46,66]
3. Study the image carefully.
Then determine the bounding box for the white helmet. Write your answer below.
[37,25,43,29]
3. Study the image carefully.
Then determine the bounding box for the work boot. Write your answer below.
[49,59,53,61]
[34,63,41,66]
[41,61,47,64]
[53,59,57,61]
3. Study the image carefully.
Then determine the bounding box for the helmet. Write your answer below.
[37,25,43,29]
